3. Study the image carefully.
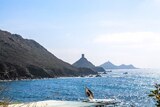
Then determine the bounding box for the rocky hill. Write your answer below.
[0,30,96,80]
[73,54,105,72]
[100,61,137,69]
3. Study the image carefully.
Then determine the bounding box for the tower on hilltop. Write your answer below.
[82,54,85,58]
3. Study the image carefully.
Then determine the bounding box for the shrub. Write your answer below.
[149,83,160,107]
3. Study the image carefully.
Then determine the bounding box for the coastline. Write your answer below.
[8,100,104,107]
[0,74,99,82]
[0,77,63,82]
[0,74,96,82]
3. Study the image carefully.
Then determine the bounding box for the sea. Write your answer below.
[0,69,160,107]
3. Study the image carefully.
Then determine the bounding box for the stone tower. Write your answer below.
[82,54,85,58]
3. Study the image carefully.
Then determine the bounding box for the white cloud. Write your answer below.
[93,32,160,48]
[92,32,160,68]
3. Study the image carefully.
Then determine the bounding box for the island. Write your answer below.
[73,54,105,72]
[100,61,137,69]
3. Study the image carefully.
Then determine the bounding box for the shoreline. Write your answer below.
[8,100,105,107]
[0,77,64,82]
[0,74,97,82]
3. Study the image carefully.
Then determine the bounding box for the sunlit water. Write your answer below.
[0,69,160,107]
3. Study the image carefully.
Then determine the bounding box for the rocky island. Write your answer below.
[73,54,105,72]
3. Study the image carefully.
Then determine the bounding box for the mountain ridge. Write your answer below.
[0,29,97,80]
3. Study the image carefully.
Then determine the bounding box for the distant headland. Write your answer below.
[100,61,137,69]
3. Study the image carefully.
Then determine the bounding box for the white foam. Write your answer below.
[8,100,104,107]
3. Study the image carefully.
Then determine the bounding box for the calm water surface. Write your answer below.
[1,69,160,107]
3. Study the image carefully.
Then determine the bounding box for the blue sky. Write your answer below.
[1,0,160,68]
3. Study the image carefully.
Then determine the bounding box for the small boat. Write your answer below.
[123,72,128,74]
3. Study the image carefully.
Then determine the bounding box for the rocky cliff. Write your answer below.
[0,30,96,80]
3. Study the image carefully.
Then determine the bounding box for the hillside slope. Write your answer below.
[0,30,96,80]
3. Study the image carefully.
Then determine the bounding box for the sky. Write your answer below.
[1,0,160,68]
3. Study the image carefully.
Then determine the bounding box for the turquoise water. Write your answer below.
[0,69,160,107]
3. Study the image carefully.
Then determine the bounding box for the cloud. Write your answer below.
[93,32,160,48]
